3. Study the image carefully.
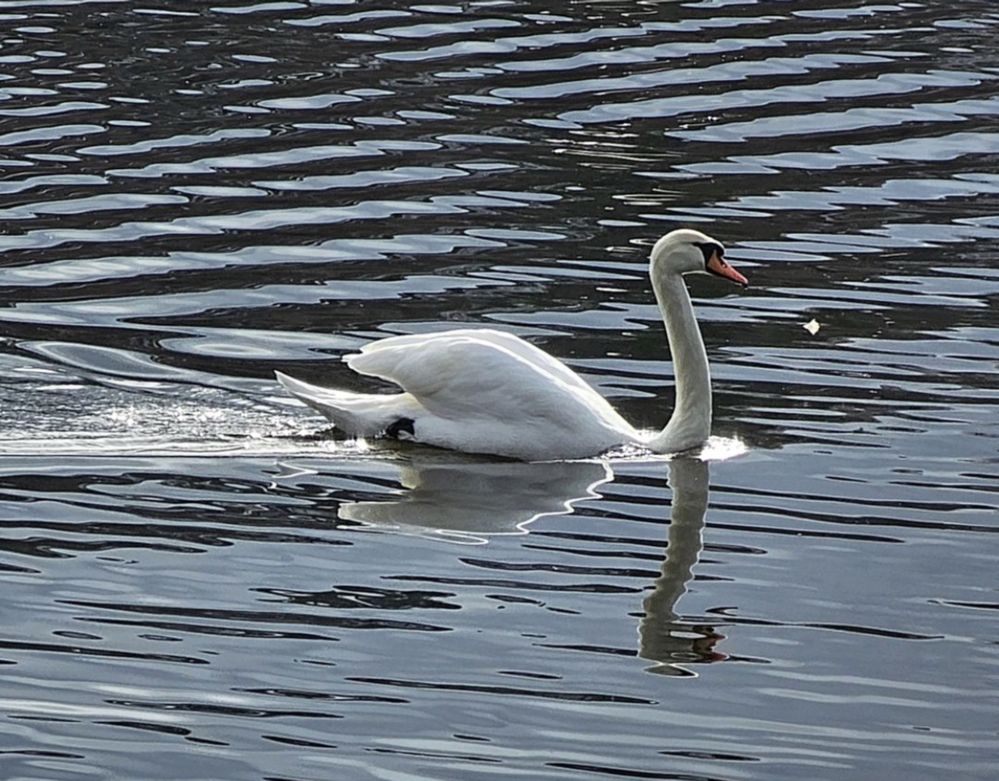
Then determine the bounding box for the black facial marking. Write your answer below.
[694,241,724,264]
[385,417,416,440]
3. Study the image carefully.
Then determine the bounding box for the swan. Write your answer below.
[275,228,748,461]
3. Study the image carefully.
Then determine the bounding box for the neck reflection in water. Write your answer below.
[339,453,726,675]
[639,457,726,676]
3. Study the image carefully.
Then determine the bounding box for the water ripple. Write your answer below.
[1,2,998,780]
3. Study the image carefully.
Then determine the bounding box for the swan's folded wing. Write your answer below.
[355,328,593,395]
[346,333,630,431]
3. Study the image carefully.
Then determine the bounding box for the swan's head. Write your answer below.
[650,228,748,287]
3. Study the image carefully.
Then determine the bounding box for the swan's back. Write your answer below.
[353,329,592,392]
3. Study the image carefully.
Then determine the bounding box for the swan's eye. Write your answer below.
[694,242,724,263]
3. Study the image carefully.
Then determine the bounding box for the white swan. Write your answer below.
[275,228,748,460]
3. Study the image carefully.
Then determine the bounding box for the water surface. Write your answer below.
[1,1,997,780]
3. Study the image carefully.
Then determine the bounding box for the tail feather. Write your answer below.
[275,371,417,437]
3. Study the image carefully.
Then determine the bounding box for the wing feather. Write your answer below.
[354,329,591,393]
[345,331,631,432]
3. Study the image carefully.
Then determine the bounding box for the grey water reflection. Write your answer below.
[639,457,724,676]
[339,456,612,541]
[343,453,724,674]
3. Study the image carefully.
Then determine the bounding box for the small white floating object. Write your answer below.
[803,318,821,335]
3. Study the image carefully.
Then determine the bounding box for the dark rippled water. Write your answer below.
[1,1,998,779]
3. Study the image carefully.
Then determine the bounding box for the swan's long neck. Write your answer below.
[647,270,711,453]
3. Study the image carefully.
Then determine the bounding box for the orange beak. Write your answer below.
[706,252,748,287]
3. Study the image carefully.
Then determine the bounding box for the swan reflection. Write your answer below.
[338,457,612,542]
[338,454,724,672]
[639,457,726,675]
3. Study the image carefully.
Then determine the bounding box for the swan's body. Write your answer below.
[276,229,747,460]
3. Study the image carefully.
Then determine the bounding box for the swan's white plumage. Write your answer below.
[352,328,594,396]
[276,228,747,461]
[274,371,421,437]
[279,329,638,460]
[349,329,628,424]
